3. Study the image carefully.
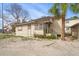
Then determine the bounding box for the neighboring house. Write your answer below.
[15,16,62,37]
[65,19,79,34]
[70,23,79,39]
[65,19,79,39]
[4,24,12,33]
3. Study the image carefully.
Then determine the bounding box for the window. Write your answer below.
[39,24,43,30]
[66,27,69,30]
[28,24,31,29]
[35,24,43,30]
[35,24,38,30]
[18,26,22,31]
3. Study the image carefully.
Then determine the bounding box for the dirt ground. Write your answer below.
[0,38,79,56]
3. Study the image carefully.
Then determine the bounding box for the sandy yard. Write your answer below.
[0,38,79,56]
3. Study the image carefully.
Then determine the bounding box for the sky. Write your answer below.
[0,4,2,29]
[0,3,79,29]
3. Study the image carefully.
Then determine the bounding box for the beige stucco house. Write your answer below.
[15,16,79,39]
[15,16,62,37]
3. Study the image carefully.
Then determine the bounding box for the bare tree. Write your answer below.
[20,10,30,23]
[0,13,12,33]
[5,3,30,32]
[6,3,29,23]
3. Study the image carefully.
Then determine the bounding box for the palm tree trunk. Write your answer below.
[61,14,65,40]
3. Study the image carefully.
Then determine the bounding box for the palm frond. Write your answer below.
[61,3,67,15]
[70,3,79,14]
[49,4,60,19]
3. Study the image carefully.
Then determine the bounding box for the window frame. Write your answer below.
[18,26,23,31]
[35,24,43,30]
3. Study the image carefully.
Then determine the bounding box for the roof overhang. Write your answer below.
[16,16,54,27]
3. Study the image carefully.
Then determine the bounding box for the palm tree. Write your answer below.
[71,4,79,16]
[49,3,77,40]
[49,3,67,40]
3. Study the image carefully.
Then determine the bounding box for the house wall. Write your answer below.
[34,30,44,35]
[15,24,44,37]
[33,23,44,35]
[15,19,62,37]
[71,25,78,38]
[16,25,33,37]
[71,25,79,39]
[31,24,44,36]
[53,19,62,35]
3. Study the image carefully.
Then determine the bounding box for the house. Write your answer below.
[65,19,79,34]
[3,24,12,33]
[15,16,62,37]
[65,19,79,39]
[15,16,79,39]
[70,23,79,39]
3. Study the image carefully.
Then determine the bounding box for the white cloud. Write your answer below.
[27,8,48,19]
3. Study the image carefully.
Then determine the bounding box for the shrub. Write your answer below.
[65,33,72,36]
[72,36,77,40]
[34,34,57,39]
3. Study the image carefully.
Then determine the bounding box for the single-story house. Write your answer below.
[65,19,79,39]
[70,23,79,39]
[65,19,79,34]
[15,16,62,37]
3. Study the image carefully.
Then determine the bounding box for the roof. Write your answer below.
[16,16,54,26]
[65,19,79,27]
[68,23,79,28]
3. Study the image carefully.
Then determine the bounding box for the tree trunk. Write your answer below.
[61,15,65,40]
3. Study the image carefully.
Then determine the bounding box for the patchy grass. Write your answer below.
[0,33,58,41]
[0,33,32,42]
[0,33,24,40]
[0,34,13,39]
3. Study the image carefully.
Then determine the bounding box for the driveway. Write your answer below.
[0,38,79,56]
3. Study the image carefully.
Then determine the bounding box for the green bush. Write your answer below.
[72,36,77,40]
[65,33,72,36]
[34,34,57,39]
